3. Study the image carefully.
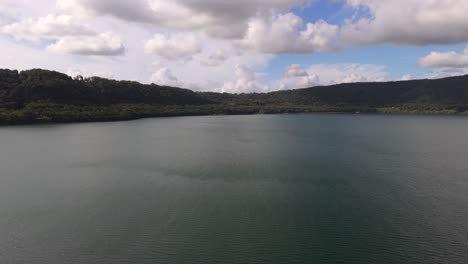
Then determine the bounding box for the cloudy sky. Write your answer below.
[1,0,468,93]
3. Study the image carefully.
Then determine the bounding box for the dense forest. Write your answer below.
[1,68,468,124]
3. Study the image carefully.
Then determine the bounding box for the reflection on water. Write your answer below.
[0,114,468,264]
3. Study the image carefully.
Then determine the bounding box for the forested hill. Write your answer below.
[201,75,468,107]
[2,68,468,107]
[0,69,210,107]
[1,68,468,124]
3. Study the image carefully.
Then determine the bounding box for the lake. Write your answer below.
[0,114,467,264]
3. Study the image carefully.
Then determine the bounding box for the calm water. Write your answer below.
[0,114,468,264]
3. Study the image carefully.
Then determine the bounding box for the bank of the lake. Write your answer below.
[1,102,467,125]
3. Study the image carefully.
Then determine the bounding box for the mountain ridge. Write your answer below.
[1,68,468,124]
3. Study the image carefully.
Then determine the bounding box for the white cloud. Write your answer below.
[150,67,184,87]
[269,63,388,91]
[3,0,468,93]
[342,0,468,46]
[241,13,339,54]
[1,14,93,41]
[419,46,468,68]
[0,35,136,80]
[145,33,202,60]
[418,45,468,79]
[305,63,387,86]
[1,14,126,56]
[425,68,468,79]
[276,64,319,90]
[53,0,468,49]
[66,68,115,79]
[400,74,413,81]
[59,0,310,38]
[219,63,389,92]
[222,64,267,93]
[47,32,125,56]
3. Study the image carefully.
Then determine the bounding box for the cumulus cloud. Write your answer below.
[4,0,468,93]
[241,13,339,54]
[419,46,468,68]
[1,14,93,41]
[219,63,389,92]
[425,68,468,79]
[277,64,319,90]
[8,0,468,61]
[47,32,125,56]
[342,0,468,46]
[418,46,468,79]
[305,64,387,86]
[150,67,184,87]
[1,14,125,56]
[400,74,413,81]
[59,0,309,38]
[222,64,267,93]
[50,0,468,49]
[270,63,387,90]
[67,68,115,79]
[145,33,202,60]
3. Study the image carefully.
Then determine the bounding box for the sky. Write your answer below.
[1,0,468,93]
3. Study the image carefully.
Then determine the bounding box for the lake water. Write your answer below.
[0,114,468,264]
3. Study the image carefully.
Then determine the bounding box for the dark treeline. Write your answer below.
[0,69,209,107]
[202,76,468,106]
[1,68,468,124]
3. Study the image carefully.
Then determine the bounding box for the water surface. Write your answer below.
[1,114,468,264]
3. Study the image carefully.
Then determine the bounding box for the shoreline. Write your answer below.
[1,103,466,126]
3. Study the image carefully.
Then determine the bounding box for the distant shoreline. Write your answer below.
[1,68,468,125]
[1,103,466,126]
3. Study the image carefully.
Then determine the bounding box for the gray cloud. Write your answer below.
[201,49,229,67]
[59,0,310,38]
[58,0,156,23]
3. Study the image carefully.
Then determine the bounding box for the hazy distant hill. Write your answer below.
[1,68,468,124]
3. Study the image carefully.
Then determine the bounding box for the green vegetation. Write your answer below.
[0,102,375,125]
[1,68,468,125]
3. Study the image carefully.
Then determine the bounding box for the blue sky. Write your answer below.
[293,0,355,24]
[266,43,468,83]
[263,0,468,83]
[1,0,468,92]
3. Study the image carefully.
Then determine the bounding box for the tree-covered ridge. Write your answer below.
[0,69,211,107]
[201,76,468,107]
[1,68,468,124]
